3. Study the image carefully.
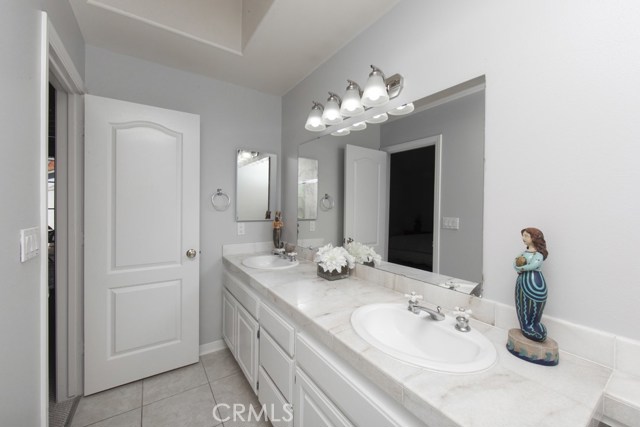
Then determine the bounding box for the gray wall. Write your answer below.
[381,91,485,282]
[85,46,282,348]
[283,0,640,341]
[0,1,84,424]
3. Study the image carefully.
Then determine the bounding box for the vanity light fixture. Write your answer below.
[366,112,389,124]
[321,92,343,125]
[349,121,367,131]
[388,102,415,116]
[305,101,326,131]
[339,80,364,117]
[304,64,404,133]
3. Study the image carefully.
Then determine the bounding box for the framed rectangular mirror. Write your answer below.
[236,149,277,221]
[297,77,485,295]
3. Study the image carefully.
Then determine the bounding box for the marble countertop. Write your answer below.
[223,254,614,427]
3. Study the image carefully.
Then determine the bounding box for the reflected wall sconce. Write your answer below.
[331,127,351,136]
[366,112,388,124]
[304,64,404,133]
[388,102,415,116]
[349,121,367,131]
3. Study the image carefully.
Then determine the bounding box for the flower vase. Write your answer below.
[317,265,349,281]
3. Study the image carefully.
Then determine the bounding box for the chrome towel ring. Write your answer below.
[211,188,231,211]
[320,193,334,211]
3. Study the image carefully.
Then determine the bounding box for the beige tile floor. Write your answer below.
[70,349,272,427]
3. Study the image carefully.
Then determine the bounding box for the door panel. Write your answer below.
[112,124,182,268]
[84,95,200,395]
[344,144,387,257]
[111,280,181,354]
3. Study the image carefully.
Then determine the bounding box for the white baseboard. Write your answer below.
[199,339,227,356]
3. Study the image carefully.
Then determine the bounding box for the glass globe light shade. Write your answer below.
[362,67,389,107]
[305,103,326,131]
[322,93,343,125]
[340,81,364,117]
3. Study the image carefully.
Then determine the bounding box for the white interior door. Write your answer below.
[84,95,200,395]
[344,144,387,257]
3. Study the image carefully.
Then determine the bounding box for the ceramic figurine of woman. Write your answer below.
[513,227,549,342]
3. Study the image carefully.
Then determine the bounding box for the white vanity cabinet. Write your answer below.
[223,264,428,427]
[222,273,260,394]
[258,303,295,427]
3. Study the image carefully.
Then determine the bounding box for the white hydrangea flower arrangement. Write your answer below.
[345,241,382,266]
[314,244,355,273]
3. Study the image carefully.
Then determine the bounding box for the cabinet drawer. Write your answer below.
[258,367,293,427]
[224,272,259,318]
[296,333,426,427]
[260,329,294,402]
[260,303,295,357]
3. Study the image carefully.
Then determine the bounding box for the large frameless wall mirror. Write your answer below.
[297,77,485,295]
[236,149,278,221]
[297,157,319,220]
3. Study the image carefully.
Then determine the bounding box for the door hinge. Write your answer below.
[256,380,259,391]
[257,329,260,339]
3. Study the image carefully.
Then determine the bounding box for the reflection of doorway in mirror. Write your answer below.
[389,146,434,271]
[384,135,442,274]
[297,157,318,220]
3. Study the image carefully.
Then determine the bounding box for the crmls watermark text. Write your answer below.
[212,403,293,423]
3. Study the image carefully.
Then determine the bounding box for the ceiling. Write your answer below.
[69,0,401,96]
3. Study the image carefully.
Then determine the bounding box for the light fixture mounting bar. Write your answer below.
[385,73,404,100]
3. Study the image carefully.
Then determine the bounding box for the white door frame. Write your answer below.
[383,134,442,273]
[44,15,86,411]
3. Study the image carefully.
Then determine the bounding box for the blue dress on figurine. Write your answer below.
[513,228,549,342]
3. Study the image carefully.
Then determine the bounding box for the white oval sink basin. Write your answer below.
[351,303,496,373]
[242,255,299,270]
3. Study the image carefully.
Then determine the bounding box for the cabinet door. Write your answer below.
[222,289,236,355]
[258,367,294,427]
[236,303,259,394]
[294,368,353,427]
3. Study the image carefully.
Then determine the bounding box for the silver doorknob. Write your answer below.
[186,249,197,259]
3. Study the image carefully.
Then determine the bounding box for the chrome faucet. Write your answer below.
[404,292,445,321]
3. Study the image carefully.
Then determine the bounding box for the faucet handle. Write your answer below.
[404,292,423,303]
[454,307,472,332]
[454,306,472,319]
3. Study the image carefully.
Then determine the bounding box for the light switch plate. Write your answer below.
[237,222,245,236]
[20,227,40,262]
[442,217,460,230]
[309,221,316,232]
